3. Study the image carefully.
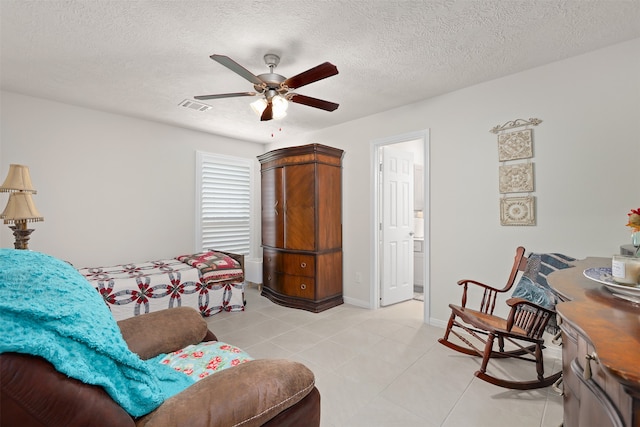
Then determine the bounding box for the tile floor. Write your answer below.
[205,285,564,427]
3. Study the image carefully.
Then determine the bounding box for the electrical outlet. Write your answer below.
[355,272,362,283]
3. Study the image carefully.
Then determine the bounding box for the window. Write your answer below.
[196,151,253,255]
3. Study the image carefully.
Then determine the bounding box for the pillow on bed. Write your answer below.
[176,251,240,272]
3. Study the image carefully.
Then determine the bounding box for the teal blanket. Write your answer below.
[0,249,195,417]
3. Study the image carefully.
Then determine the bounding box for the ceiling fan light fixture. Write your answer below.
[250,98,267,115]
[272,95,288,118]
[196,54,338,121]
[250,95,288,120]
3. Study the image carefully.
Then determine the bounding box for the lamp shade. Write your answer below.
[271,95,288,119]
[250,98,268,115]
[0,164,37,193]
[1,192,44,224]
[249,96,288,120]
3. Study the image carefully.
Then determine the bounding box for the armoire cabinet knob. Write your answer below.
[300,284,307,290]
[300,262,307,268]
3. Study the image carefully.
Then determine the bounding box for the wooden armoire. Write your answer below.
[258,143,344,312]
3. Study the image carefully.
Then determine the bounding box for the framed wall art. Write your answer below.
[499,162,534,193]
[497,129,533,161]
[491,118,541,226]
[500,196,536,226]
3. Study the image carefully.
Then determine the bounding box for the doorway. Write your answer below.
[370,130,430,322]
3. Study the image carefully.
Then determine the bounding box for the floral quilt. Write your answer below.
[78,255,244,321]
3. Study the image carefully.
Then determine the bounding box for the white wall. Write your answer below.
[267,38,640,323]
[2,39,638,326]
[0,94,265,266]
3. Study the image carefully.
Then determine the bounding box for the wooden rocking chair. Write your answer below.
[438,246,562,390]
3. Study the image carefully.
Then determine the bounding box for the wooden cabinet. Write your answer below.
[560,316,632,427]
[548,258,640,427]
[258,144,344,312]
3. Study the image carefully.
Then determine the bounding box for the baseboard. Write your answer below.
[429,317,447,328]
[343,296,370,309]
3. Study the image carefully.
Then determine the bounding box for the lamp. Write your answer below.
[0,164,37,193]
[250,94,288,120]
[0,164,44,250]
[250,98,268,116]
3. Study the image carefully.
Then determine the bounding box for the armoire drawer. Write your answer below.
[263,249,282,271]
[263,266,278,288]
[282,275,315,299]
[282,253,315,277]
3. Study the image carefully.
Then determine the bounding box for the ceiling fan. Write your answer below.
[195,54,339,121]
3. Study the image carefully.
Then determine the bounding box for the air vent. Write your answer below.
[179,99,212,112]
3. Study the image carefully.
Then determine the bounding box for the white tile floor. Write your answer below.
[206,285,564,427]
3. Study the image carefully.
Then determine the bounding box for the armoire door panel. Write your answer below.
[317,164,342,249]
[261,167,284,248]
[283,164,316,251]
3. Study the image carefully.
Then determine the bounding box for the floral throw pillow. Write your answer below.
[176,251,240,272]
[157,341,253,381]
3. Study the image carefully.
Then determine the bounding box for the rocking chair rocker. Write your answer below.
[438,246,562,390]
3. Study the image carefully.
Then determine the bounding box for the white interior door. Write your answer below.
[380,146,414,306]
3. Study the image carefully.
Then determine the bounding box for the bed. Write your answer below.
[77,250,245,321]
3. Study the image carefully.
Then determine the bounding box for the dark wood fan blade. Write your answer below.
[195,92,256,100]
[283,62,338,89]
[260,102,273,121]
[289,94,339,111]
[210,54,265,86]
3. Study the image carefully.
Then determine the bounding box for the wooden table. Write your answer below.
[548,257,640,427]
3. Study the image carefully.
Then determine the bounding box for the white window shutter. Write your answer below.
[196,152,252,255]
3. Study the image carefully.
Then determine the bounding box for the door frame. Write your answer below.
[370,130,430,322]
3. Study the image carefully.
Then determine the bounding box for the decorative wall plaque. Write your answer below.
[491,118,541,226]
[497,129,533,161]
[490,118,542,134]
[499,163,534,193]
[500,196,536,226]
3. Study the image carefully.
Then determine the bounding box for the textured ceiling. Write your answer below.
[2,1,640,144]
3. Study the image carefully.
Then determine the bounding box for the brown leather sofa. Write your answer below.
[0,307,320,427]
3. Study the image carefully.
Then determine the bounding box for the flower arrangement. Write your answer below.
[627,208,640,233]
